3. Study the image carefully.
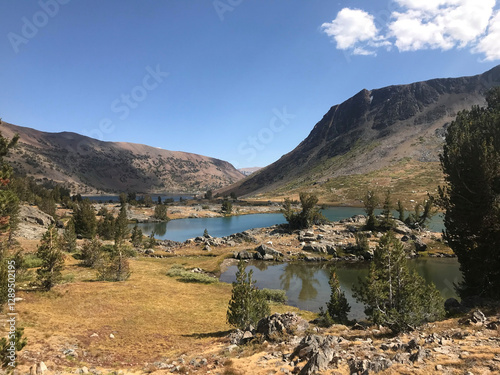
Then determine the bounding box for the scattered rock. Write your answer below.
[255,244,282,258]
[109,333,115,339]
[486,321,500,330]
[348,357,392,374]
[256,313,309,341]
[236,250,254,260]
[36,362,48,374]
[471,309,486,324]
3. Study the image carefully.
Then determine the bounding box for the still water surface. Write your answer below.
[219,258,461,320]
[134,207,444,242]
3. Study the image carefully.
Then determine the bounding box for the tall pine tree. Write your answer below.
[36,225,65,291]
[354,232,444,333]
[439,87,500,299]
[227,261,270,329]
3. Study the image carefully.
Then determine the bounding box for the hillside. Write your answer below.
[221,65,500,203]
[1,122,244,194]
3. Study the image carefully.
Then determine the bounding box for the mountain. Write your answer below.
[238,167,262,176]
[1,122,244,194]
[221,65,500,202]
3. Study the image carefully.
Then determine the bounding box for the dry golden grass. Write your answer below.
[14,254,316,371]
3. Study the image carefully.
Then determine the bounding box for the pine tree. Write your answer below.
[114,205,129,248]
[397,200,405,222]
[131,224,143,247]
[97,210,115,240]
[36,225,65,291]
[326,267,350,325]
[354,231,444,333]
[97,248,131,282]
[80,237,103,267]
[227,261,270,329]
[153,204,169,221]
[363,190,378,230]
[439,87,500,299]
[62,219,77,253]
[221,199,232,215]
[73,200,96,238]
[380,190,395,230]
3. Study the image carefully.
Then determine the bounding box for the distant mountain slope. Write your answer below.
[222,65,500,199]
[1,122,244,194]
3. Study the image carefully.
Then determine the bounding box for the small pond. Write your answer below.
[219,258,461,320]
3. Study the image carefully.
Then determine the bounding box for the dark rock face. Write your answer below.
[228,65,500,197]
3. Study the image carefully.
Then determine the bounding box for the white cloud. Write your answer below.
[321,0,500,60]
[389,0,495,51]
[474,10,500,61]
[321,8,382,52]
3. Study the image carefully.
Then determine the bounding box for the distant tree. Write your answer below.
[144,232,156,249]
[97,210,115,240]
[119,193,127,206]
[363,190,378,230]
[282,192,326,229]
[72,193,83,202]
[438,87,500,299]
[36,195,56,219]
[325,267,350,325]
[80,237,103,268]
[227,261,270,329]
[354,232,444,333]
[157,196,162,205]
[130,224,143,247]
[62,219,77,253]
[230,192,237,200]
[114,205,129,248]
[143,194,153,207]
[36,225,65,291]
[204,190,213,200]
[203,228,209,238]
[127,192,136,203]
[221,199,232,215]
[379,190,395,230]
[73,200,96,239]
[153,204,169,221]
[397,200,405,222]
[354,232,370,253]
[97,247,131,282]
[406,197,436,228]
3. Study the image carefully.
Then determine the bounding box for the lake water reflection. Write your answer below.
[219,258,461,320]
[134,207,444,242]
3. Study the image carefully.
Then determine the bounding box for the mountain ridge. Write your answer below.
[220,65,500,199]
[1,121,244,194]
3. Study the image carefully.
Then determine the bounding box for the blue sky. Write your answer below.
[1,1,500,169]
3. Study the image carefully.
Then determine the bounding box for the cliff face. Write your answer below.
[1,122,244,194]
[223,65,500,197]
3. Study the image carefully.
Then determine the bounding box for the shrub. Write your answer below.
[166,265,217,284]
[23,253,43,268]
[282,192,327,229]
[259,288,287,304]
